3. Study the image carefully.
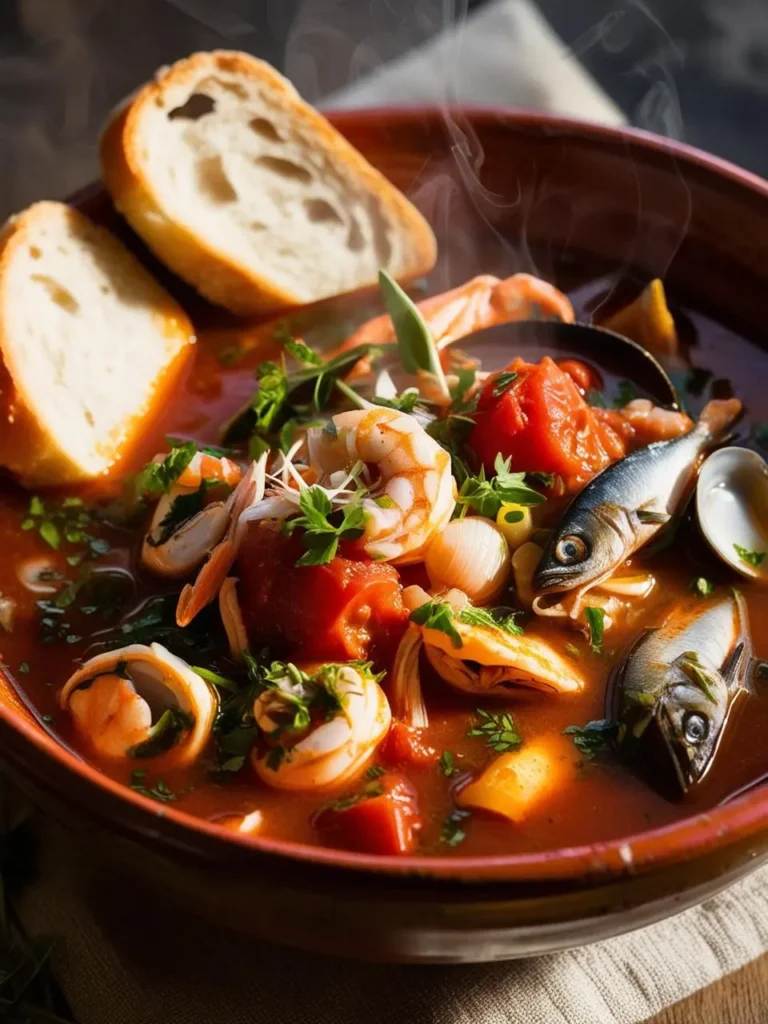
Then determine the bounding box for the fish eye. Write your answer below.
[683,711,709,745]
[554,535,588,565]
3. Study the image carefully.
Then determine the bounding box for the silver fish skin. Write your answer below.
[533,398,741,595]
[611,591,751,793]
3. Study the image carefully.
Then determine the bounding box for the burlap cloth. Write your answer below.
[9,3,768,1021]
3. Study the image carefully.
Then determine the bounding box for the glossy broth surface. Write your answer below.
[2,269,768,858]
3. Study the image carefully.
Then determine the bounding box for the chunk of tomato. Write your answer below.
[238,522,407,661]
[381,722,438,768]
[314,774,421,855]
[470,356,627,491]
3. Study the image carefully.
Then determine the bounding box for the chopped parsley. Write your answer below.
[734,544,766,568]
[585,606,605,653]
[134,442,197,496]
[467,708,522,753]
[563,719,619,757]
[438,751,458,777]
[690,576,715,597]
[492,371,518,398]
[372,387,425,415]
[18,662,29,674]
[128,706,195,759]
[284,337,324,367]
[129,770,177,803]
[21,495,110,559]
[455,454,546,518]
[441,808,471,847]
[366,764,386,780]
[322,780,385,812]
[284,486,367,566]
[409,599,462,648]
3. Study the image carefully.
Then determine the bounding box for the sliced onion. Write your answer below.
[425,518,511,605]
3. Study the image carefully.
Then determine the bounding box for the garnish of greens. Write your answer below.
[134,440,197,495]
[377,268,449,400]
[585,606,605,653]
[438,750,459,777]
[563,719,619,757]
[224,340,380,456]
[323,779,385,813]
[21,494,111,561]
[492,371,518,399]
[409,599,523,649]
[455,454,546,518]
[734,543,766,568]
[129,769,177,803]
[690,576,715,597]
[284,485,367,566]
[441,808,471,847]
[467,708,522,753]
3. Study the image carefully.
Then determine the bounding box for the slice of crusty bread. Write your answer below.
[0,201,194,486]
[100,51,437,317]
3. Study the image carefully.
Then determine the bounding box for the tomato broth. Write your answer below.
[2,268,768,859]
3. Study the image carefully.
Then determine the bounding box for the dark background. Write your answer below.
[0,0,766,218]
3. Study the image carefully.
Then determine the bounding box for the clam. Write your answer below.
[60,643,217,764]
[696,447,768,582]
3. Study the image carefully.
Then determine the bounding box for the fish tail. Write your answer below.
[695,398,742,440]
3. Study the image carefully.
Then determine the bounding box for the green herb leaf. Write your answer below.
[467,708,522,753]
[134,442,197,496]
[585,606,605,653]
[438,750,458,777]
[612,380,639,408]
[563,718,619,757]
[287,486,367,567]
[492,371,518,398]
[734,543,766,568]
[455,456,546,519]
[409,599,463,648]
[690,577,715,597]
[284,338,324,367]
[129,769,178,803]
[128,706,195,759]
[366,764,386,780]
[441,808,471,847]
[372,386,424,414]
[586,389,607,408]
[378,270,447,399]
[457,605,523,636]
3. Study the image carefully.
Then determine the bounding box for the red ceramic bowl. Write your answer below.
[3,108,768,964]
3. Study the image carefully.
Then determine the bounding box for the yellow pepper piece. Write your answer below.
[496,502,533,550]
[603,278,678,359]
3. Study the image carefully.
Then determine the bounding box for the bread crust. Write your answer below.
[100,51,437,317]
[0,201,195,487]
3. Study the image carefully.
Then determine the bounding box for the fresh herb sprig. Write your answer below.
[467,708,522,753]
[563,719,619,757]
[284,486,367,566]
[734,543,766,568]
[585,606,605,653]
[21,495,111,561]
[455,454,546,518]
[409,599,524,649]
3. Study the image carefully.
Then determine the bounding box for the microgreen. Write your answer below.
[467,708,522,753]
[21,495,111,560]
[409,599,462,648]
[284,486,367,566]
[585,606,605,653]
[690,577,715,597]
[129,769,177,803]
[455,454,546,518]
[563,719,619,757]
[734,543,766,568]
[438,751,458,777]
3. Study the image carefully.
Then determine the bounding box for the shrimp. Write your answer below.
[176,453,272,626]
[60,643,217,765]
[141,452,243,579]
[252,663,391,790]
[219,577,247,661]
[309,406,456,564]
[403,586,584,696]
[339,274,575,355]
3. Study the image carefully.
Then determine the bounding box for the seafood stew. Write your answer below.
[3,268,768,861]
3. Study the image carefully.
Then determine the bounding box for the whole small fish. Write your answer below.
[533,398,742,596]
[610,591,751,794]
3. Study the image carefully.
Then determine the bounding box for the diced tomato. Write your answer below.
[381,722,438,768]
[556,358,602,394]
[314,774,421,855]
[238,522,408,661]
[470,356,627,491]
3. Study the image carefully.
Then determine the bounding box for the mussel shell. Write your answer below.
[446,320,681,409]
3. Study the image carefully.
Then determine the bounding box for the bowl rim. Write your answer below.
[6,105,768,887]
